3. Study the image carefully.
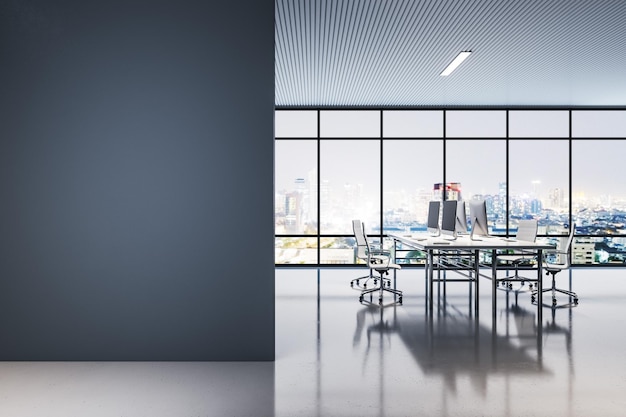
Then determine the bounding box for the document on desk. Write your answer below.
[402,234,427,241]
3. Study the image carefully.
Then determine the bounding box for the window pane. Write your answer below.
[383,110,443,137]
[275,237,317,264]
[509,140,569,233]
[572,236,626,265]
[573,110,626,137]
[320,237,356,264]
[446,111,506,138]
[383,140,443,233]
[573,140,626,236]
[320,110,380,137]
[275,110,317,138]
[509,111,569,137]
[320,140,380,234]
[446,140,506,234]
[275,140,317,235]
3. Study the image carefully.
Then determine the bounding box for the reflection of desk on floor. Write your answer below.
[389,234,554,323]
[354,304,550,398]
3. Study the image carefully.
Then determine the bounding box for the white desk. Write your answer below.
[389,233,555,323]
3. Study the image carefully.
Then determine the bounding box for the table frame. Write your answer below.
[390,234,554,324]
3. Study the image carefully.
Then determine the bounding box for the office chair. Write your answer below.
[350,219,390,290]
[497,219,538,290]
[351,220,402,305]
[532,223,578,306]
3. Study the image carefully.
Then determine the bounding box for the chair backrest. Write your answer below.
[552,223,576,266]
[352,219,370,260]
[516,219,538,242]
[564,223,576,252]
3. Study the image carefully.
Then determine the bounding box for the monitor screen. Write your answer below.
[427,201,441,236]
[469,199,489,240]
[456,200,468,234]
[441,200,458,239]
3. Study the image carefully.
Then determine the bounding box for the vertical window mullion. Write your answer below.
[442,110,447,201]
[569,110,573,229]
[505,110,510,235]
[317,110,321,266]
[380,110,384,241]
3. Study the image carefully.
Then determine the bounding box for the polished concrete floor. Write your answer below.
[1,267,626,416]
[275,267,626,417]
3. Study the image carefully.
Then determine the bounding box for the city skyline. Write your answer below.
[276,140,625,199]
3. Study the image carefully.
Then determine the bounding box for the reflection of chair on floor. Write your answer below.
[497,219,538,291]
[543,305,575,398]
[351,219,402,305]
[503,291,539,355]
[544,305,573,360]
[353,304,380,348]
[532,223,578,306]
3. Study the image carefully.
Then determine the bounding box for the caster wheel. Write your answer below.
[356,279,360,285]
[386,282,390,288]
[370,294,373,301]
[364,283,367,289]
[529,284,533,290]
[552,298,557,306]
[374,279,378,285]
[398,297,403,304]
[379,299,383,305]
[508,283,513,289]
[574,298,579,305]
[359,296,363,302]
[350,282,354,288]
[531,296,536,303]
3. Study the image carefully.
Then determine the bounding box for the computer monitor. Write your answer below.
[469,199,489,240]
[427,201,441,236]
[441,200,458,240]
[456,200,468,234]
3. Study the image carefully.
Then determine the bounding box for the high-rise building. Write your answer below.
[433,182,462,201]
[550,188,565,209]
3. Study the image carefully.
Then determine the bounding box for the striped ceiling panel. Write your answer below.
[275,0,626,107]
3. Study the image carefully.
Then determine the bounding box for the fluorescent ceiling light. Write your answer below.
[440,51,472,76]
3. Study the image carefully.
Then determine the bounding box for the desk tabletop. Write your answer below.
[389,233,555,251]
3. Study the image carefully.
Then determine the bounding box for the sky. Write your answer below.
[275,110,626,199]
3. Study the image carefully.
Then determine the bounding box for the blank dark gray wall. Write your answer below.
[0,0,274,360]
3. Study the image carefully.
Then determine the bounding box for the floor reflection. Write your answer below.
[275,268,626,417]
[354,298,550,398]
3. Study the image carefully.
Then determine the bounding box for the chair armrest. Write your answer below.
[497,248,537,256]
[545,250,568,255]
[368,254,391,268]
[543,250,570,266]
[368,249,391,256]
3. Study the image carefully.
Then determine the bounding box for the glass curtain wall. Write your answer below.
[275,109,626,266]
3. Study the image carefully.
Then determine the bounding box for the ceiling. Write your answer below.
[275,0,626,108]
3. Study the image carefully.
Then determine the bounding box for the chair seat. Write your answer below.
[545,263,567,274]
[373,263,401,272]
[499,254,533,263]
